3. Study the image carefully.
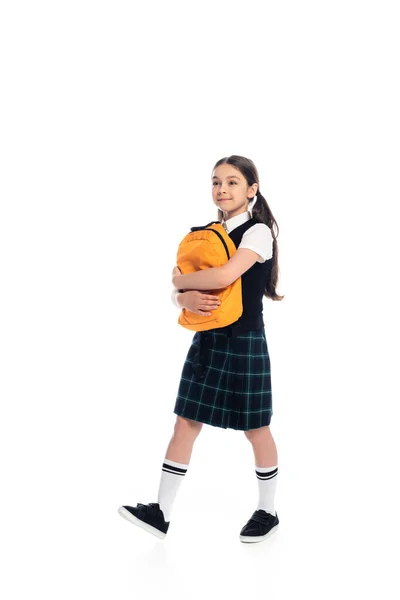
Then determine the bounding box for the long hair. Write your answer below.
[213,155,284,301]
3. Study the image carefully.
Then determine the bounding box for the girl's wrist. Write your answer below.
[176,291,185,307]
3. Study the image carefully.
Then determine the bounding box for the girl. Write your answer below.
[118,155,284,543]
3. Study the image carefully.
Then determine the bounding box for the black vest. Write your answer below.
[227,218,272,329]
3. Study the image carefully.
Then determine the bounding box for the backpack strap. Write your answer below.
[192,314,264,380]
[209,314,264,337]
[190,220,219,231]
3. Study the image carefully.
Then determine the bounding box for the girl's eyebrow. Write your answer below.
[212,175,240,180]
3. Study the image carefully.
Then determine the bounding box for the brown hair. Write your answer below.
[213,155,284,301]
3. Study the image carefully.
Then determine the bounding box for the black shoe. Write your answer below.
[118,502,170,539]
[239,509,279,543]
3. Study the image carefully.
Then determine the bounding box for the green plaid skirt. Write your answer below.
[173,326,273,431]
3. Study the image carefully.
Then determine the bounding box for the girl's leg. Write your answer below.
[244,425,278,516]
[165,415,204,463]
[244,425,277,466]
[157,416,203,521]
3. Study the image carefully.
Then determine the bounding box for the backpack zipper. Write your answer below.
[189,222,230,260]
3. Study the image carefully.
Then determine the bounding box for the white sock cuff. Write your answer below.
[255,464,278,472]
[163,458,189,470]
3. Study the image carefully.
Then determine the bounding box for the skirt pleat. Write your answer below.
[173,327,273,431]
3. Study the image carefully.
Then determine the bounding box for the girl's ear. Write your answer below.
[248,185,258,200]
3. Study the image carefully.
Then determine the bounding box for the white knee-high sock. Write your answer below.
[157,458,188,522]
[255,465,278,516]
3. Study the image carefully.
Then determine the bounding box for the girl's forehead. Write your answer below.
[212,166,243,180]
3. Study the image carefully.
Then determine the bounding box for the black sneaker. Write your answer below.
[118,502,170,539]
[239,509,279,543]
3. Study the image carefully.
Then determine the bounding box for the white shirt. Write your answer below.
[221,211,273,262]
[171,212,273,307]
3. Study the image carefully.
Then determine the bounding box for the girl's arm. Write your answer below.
[172,249,261,290]
[171,269,221,314]
[172,265,224,290]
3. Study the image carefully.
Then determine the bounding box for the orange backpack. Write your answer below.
[176,221,243,331]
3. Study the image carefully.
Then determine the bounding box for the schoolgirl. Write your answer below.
[119,155,284,543]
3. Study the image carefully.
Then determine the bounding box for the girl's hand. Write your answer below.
[177,291,221,316]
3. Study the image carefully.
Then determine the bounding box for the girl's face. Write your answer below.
[211,164,258,220]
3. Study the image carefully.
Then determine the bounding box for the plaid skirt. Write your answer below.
[173,326,273,431]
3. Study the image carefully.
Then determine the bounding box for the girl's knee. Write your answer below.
[174,416,203,437]
[244,425,270,442]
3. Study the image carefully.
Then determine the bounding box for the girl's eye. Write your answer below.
[212,181,237,185]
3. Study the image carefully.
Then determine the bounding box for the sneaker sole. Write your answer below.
[118,506,167,540]
[239,523,279,543]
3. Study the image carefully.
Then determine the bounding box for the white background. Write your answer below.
[1,1,399,598]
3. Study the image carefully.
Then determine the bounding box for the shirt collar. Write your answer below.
[222,211,251,233]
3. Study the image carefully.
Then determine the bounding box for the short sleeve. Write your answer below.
[238,223,273,263]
